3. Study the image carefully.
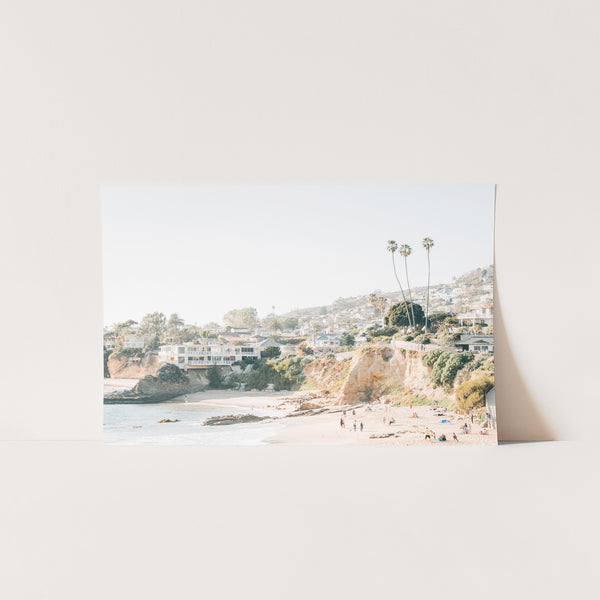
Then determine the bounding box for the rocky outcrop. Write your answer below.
[107,353,160,379]
[335,344,449,405]
[204,414,268,426]
[104,364,209,404]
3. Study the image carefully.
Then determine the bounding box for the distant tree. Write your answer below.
[261,346,282,359]
[167,313,184,337]
[399,244,417,329]
[422,237,434,332]
[368,293,388,317]
[341,333,355,347]
[145,334,162,352]
[384,301,425,328]
[200,329,218,339]
[137,312,167,339]
[264,314,282,333]
[386,241,412,328]
[223,307,258,330]
[281,316,299,330]
[297,342,314,355]
[112,319,138,336]
[182,325,201,342]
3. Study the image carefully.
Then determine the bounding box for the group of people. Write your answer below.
[424,427,460,442]
[339,417,364,432]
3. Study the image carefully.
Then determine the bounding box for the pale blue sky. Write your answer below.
[102,184,494,326]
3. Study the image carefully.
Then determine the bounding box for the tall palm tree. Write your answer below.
[422,237,434,332]
[399,244,416,329]
[386,240,412,328]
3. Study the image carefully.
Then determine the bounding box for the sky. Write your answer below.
[102,184,495,326]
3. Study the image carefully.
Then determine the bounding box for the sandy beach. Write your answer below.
[173,388,497,446]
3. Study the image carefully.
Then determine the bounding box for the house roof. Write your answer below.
[456,335,494,345]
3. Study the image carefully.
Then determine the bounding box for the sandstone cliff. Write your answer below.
[107,353,160,379]
[324,344,451,405]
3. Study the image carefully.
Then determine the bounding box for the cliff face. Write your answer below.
[107,353,160,379]
[333,345,450,405]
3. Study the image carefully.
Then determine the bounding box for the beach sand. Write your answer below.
[178,389,497,446]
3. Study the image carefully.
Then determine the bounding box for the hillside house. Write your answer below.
[454,334,494,354]
[158,340,260,369]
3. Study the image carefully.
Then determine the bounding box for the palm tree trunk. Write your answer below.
[404,257,417,329]
[425,251,431,333]
[392,254,412,328]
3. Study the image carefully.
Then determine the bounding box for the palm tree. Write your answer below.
[386,240,412,328]
[399,244,416,329]
[422,237,434,332]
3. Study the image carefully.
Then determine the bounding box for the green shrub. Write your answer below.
[456,375,494,411]
[423,350,474,389]
[413,334,430,344]
[207,365,224,388]
[261,346,282,359]
[422,349,444,367]
[430,352,452,387]
[439,352,474,389]
[247,357,308,391]
[156,363,189,384]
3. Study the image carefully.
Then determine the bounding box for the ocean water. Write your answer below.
[103,398,284,445]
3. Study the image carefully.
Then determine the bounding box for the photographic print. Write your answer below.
[103,185,496,445]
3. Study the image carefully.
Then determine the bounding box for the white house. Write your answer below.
[311,334,343,352]
[158,340,260,369]
[454,334,494,354]
[122,335,148,349]
[457,306,493,327]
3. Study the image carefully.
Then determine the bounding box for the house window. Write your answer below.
[178,357,185,363]
[178,347,185,354]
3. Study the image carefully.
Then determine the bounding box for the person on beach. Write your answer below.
[360,422,364,431]
[453,432,459,442]
[471,413,474,424]
[352,409,356,416]
[438,433,447,441]
[343,410,346,417]
[353,421,357,431]
[340,418,345,429]
[424,428,431,440]
[431,430,436,441]
[463,422,469,434]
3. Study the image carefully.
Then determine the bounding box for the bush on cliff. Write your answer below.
[456,376,494,412]
[425,350,474,390]
[422,349,444,367]
[156,363,189,384]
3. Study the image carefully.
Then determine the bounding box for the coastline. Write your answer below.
[105,386,496,446]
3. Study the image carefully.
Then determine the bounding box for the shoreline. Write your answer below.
[104,386,496,446]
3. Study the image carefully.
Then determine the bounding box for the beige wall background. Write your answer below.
[2,1,598,442]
